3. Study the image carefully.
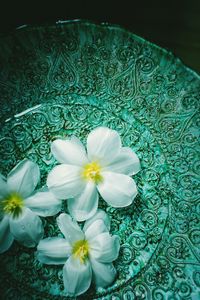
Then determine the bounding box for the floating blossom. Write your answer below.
[37,210,120,297]
[47,127,140,221]
[0,159,62,253]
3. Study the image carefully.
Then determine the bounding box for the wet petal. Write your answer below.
[87,127,121,165]
[0,216,14,253]
[51,137,88,166]
[98,172,137,207]
[7,159,40,198]
[105,147,140,175]
[25,190,62,217]
[63,256,92,296]
[37,237,71,265]
[57,213,84,244]
[9,207,44,247]
[90,259,117,288]
[84,219,109,242]
[83,209,110,232]
[89,232,120,263]
[47,164,85,199]
[68,182,98,222]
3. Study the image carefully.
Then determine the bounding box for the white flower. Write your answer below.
[0,159,62,253]
[47,127,140,221]
[37,210,120,297]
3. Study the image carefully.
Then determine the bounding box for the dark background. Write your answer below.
[0,0,200,73]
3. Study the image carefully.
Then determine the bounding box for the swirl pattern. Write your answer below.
[0,20,199,299]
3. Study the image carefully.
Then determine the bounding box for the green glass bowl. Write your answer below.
[0,20,199,299]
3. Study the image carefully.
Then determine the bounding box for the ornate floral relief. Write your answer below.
[0,21,199,299]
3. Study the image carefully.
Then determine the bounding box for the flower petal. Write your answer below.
[84,219,109,242]
[0,216,14,253]
[47,164,85,199]
[51,137,88,166]
[105,147,141,175]
[83,209,111,232]
[0,174,9,199]
[98,172,137,207]
[63,256,92,296]
[37,237,71,265]
[87,127,121,165]
[9,207,44,247]
[90,259,117,288]
[7,159,40,198]
[68,182,98,222]
[57,213,84,244]
[25,190,62,217]
[89,232,120,263]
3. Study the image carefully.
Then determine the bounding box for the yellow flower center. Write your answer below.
[72,240,89,264]
[82,161,103,183]
[1,192,24,218]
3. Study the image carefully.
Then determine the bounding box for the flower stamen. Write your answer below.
[82,161,103,183]
[2,192,24,218]
[72,240,89,264]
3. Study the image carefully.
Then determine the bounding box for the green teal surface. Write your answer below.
[0,20,199,299]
